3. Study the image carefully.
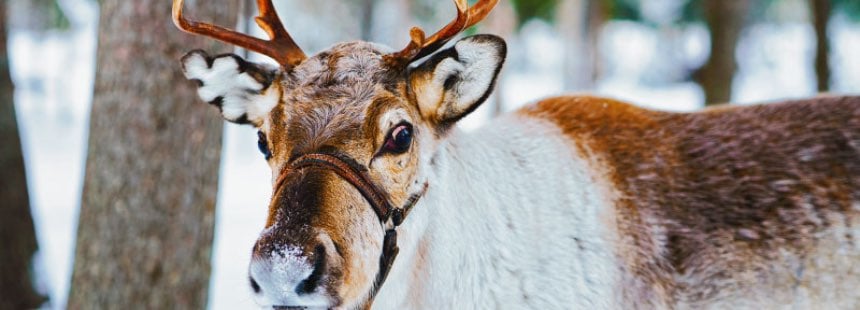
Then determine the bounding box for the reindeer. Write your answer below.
[172,0,860,308]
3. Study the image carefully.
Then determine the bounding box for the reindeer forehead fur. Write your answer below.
[273,41,408,155]
[285,42,395,91]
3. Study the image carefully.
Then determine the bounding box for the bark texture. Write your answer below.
[557,0,604,91]
[0,1,46,308]
[812,0,831,92]
[695,0,749,105]
[68,0,238,308]
[482,0,516,114]
[360,0,377,41]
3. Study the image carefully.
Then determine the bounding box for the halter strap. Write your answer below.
[273,152,427,309]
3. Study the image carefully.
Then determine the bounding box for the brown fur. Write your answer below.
[187,30,858,306]
[521,95,860,307]
[251,42,426,305]
[184,15,856,303]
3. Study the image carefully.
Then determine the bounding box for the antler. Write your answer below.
[390,0,499,62]
[173,0,306,67]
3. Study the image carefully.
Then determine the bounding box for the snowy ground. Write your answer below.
[11,1,860,309]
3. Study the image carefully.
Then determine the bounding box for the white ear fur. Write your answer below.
[410,35,506,124]
[181,50,281,126]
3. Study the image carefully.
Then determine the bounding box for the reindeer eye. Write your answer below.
[382,123,413,154]
[257,131,272,160]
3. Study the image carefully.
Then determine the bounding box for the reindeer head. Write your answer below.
[174,0,504,307]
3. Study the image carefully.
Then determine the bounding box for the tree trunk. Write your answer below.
[68,0,238,308]
[237,0,254,59]
[557,0,604,91]
[811,0,831,92]
[482,0,516,115]
[360,0,377,41]
[695,0,749,105]
[0,1,46,308]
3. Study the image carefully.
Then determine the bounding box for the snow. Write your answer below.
[10,1,860,309]
[831,14,860,92]
[734,22,819,104]
[208,123,271,309]
[10,0,98,308]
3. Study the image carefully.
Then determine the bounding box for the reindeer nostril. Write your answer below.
[295,244,327,295]
[250,276,261,294]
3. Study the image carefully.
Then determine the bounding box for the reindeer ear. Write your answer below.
[180,50,281,126]
[408,35,506,127]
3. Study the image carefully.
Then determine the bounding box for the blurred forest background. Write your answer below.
[2,0,860,308]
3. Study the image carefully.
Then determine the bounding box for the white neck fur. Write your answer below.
[371,114,623,309]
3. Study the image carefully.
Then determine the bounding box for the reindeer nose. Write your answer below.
[293,243,327,294]
[249,232,340,306]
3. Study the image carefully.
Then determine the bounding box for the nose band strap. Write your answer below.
[271,152,428,309]
[280,153,394,222]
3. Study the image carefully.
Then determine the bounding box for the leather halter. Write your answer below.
[273,152,427,309]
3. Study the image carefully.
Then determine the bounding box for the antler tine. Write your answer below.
[251,0,306,65]
[391,0,499,62]
[172,0,306,67]
[463,0,499,28]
